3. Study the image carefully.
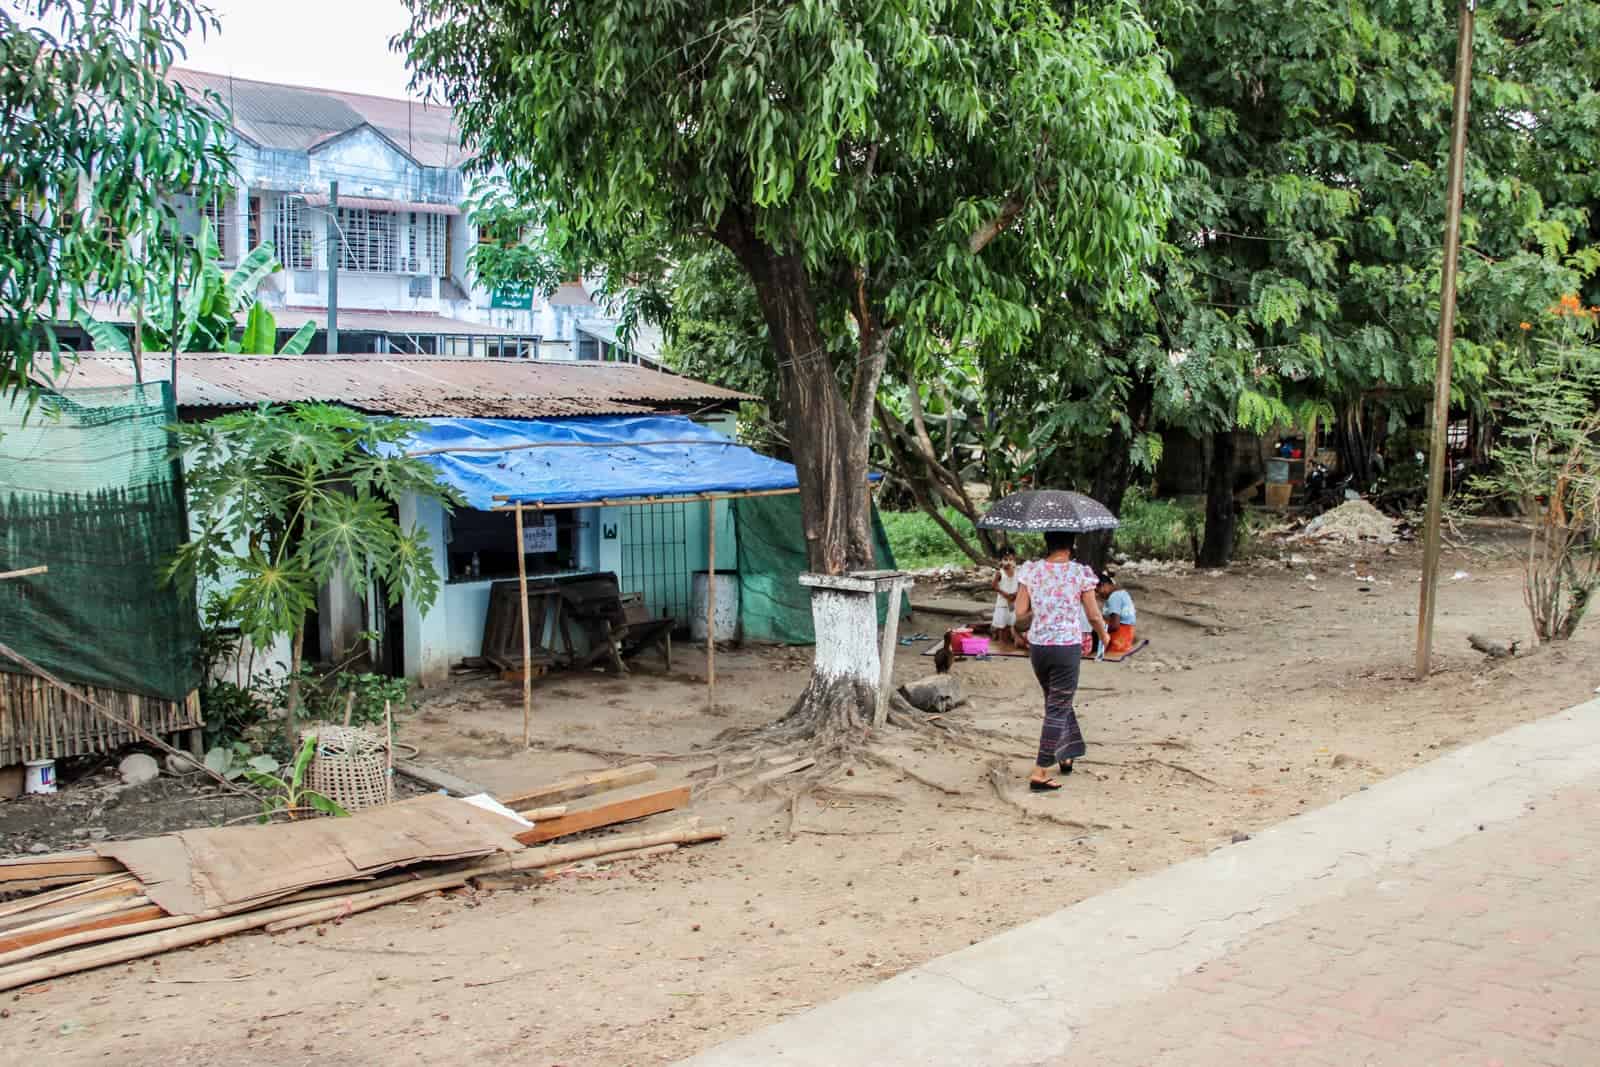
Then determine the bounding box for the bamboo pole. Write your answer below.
[705,496,716,713]
[513,501,533,747]
[0,874,134,923]
[1416,0,1476,680]
[0,894,148,939]
[488,487,801,513]
[0,565,47,581]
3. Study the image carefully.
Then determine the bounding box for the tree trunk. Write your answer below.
[723,226,878,745]
[284,623,305,752]
[736,246,874,575]
[1080,379,1154,574]
[1197,429,1237,568]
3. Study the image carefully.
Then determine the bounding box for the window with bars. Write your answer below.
[338,207,400,273]
[333,208,448,276]
[247,195,261,251]
[412,212,446,276]
[274,197,316,270]
[200,193,234,263]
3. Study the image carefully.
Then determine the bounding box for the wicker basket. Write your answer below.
[304,725,393,812]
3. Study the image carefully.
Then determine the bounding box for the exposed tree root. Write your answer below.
[1081,757,1221,787]
[859,749,964,796]
[813,784,904,804]
[985,762,1104,831]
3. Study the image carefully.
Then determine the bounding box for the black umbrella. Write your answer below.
[976,489,1119,533]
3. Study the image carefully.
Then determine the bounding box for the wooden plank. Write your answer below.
[392,759,493,798]
[499,762,658,810]
[874,579,910,728]
[514,785,690,845]
[0,857,124,883]
[0,906,166,955]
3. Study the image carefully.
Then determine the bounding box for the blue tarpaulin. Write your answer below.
[404,415,799,510]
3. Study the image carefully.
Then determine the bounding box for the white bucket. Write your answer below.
[24,758,56,795]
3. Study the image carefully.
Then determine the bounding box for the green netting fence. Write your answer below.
[0,383,201,701]
[732,493,908,645]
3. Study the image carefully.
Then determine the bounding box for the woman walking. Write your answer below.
[1013,532,1110,791]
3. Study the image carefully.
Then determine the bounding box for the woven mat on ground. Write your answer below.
[93,794,526,916]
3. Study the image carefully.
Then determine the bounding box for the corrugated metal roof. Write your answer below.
[270,309,525,337]
[37,356,753,418]
[172,69,471,169]
[68,301,541,339]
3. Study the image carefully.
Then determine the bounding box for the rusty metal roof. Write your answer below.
[38,356,754,418]
[172,69,470,169]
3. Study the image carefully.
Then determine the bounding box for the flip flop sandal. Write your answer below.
[1059,760,1075,775]
[1028,778,1063,792]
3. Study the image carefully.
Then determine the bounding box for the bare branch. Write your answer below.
[968,196,1025,254]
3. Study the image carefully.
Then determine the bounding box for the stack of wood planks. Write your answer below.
[0,762,714,992]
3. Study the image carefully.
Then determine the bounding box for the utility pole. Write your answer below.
[1416,0,1476,680]
[326,180,339,355]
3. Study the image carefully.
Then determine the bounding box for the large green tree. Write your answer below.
[1145,0,1599,564]
[0,0,234,395]
[405,0,1183,734]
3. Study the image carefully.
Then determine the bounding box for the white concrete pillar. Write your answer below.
[398,492,451,687]
[797,574,882,688]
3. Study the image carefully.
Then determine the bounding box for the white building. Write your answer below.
[156,69,657,361]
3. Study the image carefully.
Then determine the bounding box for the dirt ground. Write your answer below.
[5,523,1597,1066]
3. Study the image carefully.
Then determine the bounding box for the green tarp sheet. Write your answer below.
[0,383,201,701]
[732,493,907,645]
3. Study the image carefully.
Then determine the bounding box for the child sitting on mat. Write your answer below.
[1094,572,1137,657]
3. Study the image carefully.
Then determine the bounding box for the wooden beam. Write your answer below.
[874,578,911,729]
[499,762,658,810]
[0,906,166,955]
[513,785,690,845]
[0,856,124,884]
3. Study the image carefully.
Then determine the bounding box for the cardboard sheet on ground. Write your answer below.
[93,795,526,916]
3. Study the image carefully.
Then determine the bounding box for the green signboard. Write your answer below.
[489,286,534,310]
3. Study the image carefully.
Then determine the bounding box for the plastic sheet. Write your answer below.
[403,415,799,510]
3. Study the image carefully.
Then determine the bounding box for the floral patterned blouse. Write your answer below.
[1017,559,1099,646]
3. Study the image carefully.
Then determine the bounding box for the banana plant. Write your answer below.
[78,219,316,356]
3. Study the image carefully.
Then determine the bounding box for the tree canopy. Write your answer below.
[406,0,1184,563]
[0,0,234,394]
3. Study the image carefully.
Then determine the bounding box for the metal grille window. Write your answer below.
[274,197,315,271]
[247,195,261,251]
[410,212,447,276]
[200,193,234,262]
[338,207,400,273]
[618,503,692,624]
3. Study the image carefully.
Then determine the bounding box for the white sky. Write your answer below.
[179,0,418,99]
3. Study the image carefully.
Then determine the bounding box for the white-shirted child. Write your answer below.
[991,551,1023,648]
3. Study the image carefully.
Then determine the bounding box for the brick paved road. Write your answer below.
[683,704,1600,1067]
[1055,782,1600,1067]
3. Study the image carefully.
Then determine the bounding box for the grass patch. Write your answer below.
[880,508,983,570]
[881,489,1255,568]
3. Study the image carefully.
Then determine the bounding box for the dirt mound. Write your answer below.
[1297,499,1398,544]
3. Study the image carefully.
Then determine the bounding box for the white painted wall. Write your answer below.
[399,496,604,685]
